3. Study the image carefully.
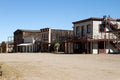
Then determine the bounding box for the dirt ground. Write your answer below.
[0,53,120,80]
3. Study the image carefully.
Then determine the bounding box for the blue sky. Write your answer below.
[0,0,120,42]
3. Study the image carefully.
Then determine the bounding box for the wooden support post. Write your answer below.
[67,42,68,53]
[104,41,106,54]
[0,65,2,76]
[86,42,88,54]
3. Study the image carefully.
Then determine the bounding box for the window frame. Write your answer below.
[76,26,80,36]
[81,26,85,37]
[87,24,91,33]
[99,24,106,33]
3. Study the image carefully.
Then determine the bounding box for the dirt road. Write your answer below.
[0,53,120,80]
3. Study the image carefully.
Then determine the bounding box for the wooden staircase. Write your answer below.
[102,16,120,51]
[110,41,120,50]
[107,20,120,51]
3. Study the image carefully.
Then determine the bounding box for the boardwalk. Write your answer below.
[0,53,120,80]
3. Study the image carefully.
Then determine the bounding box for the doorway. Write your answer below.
[98,41,106,54]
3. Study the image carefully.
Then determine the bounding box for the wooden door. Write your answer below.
[98,41,106,54]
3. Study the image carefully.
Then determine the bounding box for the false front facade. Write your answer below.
[40,28,73,52]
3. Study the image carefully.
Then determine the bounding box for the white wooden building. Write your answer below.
[65,16,120,54]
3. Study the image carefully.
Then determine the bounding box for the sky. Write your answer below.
[0,0,120,42]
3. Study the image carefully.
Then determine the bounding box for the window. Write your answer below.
[76,26,80,36]
[99,24,106,32]
[87,24,91,33]
[44,34,48,41]
[81,26,85,37]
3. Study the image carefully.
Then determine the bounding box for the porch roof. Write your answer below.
[17,43,33,46]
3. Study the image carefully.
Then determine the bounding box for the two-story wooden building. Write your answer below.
[14,29,41,52]
[40,28,73,52]
[65,16,120,54]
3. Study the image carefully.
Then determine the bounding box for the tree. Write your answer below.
[54,42,60,53]
[1,42,6,53]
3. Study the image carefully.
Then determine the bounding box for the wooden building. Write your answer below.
[65,16,120,54]
[0,41,14,53]
[14,28,73,53]
[14,29,41,52]
[40,28,73,52]
[0,44,2,53]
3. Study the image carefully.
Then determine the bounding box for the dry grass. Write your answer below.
[0,62,22,80]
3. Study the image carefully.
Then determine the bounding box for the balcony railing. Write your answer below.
[73,33,118,41]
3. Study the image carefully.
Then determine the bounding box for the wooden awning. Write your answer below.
[17,43,33,46]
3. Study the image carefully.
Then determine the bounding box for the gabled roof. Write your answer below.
[72,17,120,24]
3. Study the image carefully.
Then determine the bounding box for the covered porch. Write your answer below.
[17,43,33,52]
[65,36,116,54]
